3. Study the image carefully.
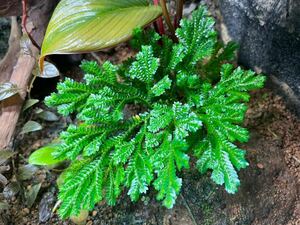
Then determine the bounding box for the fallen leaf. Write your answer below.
[25,183,41,208]
[0,82,19,101]
[3,182,21,199]
[0,150,15,165]
[23,99,39,112]
[17,165,38,181]
[0,202,9,211]
[33,61,60,78]
[20,121,42,134]
[37,111,59,122]
[0,174,8,186]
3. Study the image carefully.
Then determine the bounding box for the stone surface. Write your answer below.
[216,0,300,115]
[0,18,10,59]
[38,192,56,223]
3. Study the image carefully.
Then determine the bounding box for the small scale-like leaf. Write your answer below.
[17,165,38,181]
[3,182,20,198]
[29,144,64,166]
[25,183,41,208]
[40,0,162,69]
[20,121,42,134]
[151,76,172,97]
[0,174,8,186]
[37,111,59,121]
[0,150,15,165]
[0,82,19,101]
[33,61,60,78]
[0,202,9,211]
[34,108,44,114]
[23,99,39,112]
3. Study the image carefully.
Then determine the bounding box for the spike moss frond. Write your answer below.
[40,6,265,219]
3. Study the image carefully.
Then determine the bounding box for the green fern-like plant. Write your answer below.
[41,7,265,218]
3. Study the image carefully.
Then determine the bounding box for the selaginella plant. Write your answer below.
[37,7,265,219]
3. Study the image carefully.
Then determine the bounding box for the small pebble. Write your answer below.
[257,163,264,169]
[23,208,30,215]
[86,221,93,225]
[92,211,97,217]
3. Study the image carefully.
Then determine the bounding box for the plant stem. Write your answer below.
[159,0,177,41]
[175,0,184,28]
[153,0,165,35]
[22,0,41,50]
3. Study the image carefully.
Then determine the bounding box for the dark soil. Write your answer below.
[0,84,299,225]
[0,1,299,224]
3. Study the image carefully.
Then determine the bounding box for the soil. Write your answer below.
[0,76,299,225]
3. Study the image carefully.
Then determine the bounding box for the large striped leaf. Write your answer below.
[40,0,162,69]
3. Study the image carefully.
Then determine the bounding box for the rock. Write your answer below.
[0,18,10,59]
[92,211,97,217]
[216,0,300,115]
[39,192,55,223]
[3,181,20,199]
[22,208,30,215]
[257,163,264,169]
[70,210,89,225]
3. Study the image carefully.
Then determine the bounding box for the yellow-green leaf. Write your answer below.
[29,144,64,166]
[40,0,162,69]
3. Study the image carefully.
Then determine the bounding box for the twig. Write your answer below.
[175,0,184,28]
[22,0,41,50]
[180,193,198,225]
[159,0,177,41]
[153,0,165,35]
[292,156,300,164]
[52,200,62,213]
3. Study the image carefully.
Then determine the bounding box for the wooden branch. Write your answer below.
[0,36,39,149]
[0,17,21,83]
[0,0,59,150]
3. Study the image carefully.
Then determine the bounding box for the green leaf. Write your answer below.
[151,76,172,97]
[126,151,153,201]
[23,99,39,112]
[33,61,60,78]
[58,158,104,218]
[40,0,162,69]
[20,121,42,134]
[176,7,217,65]
[112,141,135,165]
[129,45,159,84]
[172,102,202,140]
[0,82,19,101]
[148,104,172,133]
[29,144,64,166]
[154,158,182,209]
